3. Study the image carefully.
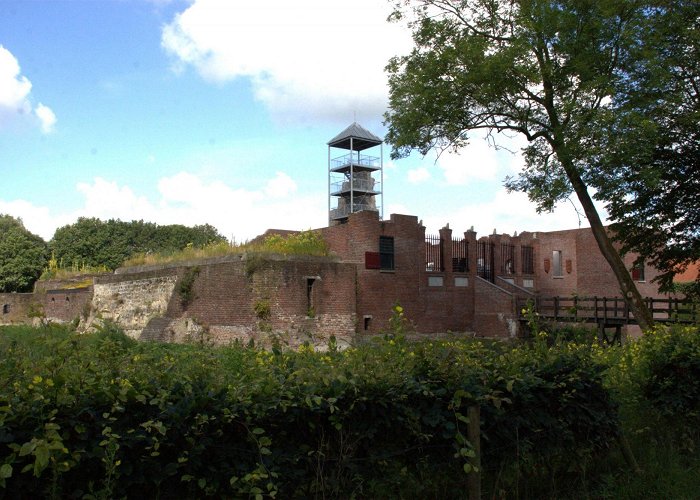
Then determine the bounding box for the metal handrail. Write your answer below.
[330,204,380,219]
[331,153,380,170]
[330,178,380,194]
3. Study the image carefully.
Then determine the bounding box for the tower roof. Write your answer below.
[327,122,383,151]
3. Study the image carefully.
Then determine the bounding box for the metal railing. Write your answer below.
[331,153,380,170]
[330,203,380,220]
[330,178,380,194]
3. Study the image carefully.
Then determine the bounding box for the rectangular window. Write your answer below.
[2,304,9,314]
[632,259,645,281]
[521,246,534,274]
[425,234,443,271]
[553,250,563,277]
[501,243,515,275]
[452,238,468,272]
[379,236,395,271]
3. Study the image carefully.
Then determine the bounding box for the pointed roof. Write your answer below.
[327,122,383,151]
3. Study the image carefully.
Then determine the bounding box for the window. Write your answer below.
[501,243,515,275]
[379,236,394,271]
[521,246,534,274]
[452,238,468,272]
[632,259,645,281]
[425,234,443,271]
[553,250,563,277]
[306,278,316,316]
[2,304,9,314]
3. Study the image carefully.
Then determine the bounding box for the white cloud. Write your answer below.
[161,0,412,122]
[264,172,297,198]
[0,45,56,134]
[419,188,608,238]
[0,199,73,241]
[35,103,57,133]
[407,167,431,184]
[433,133,526,186]
[1,171,326,243]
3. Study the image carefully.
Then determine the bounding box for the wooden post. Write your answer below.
[467,405,481,500]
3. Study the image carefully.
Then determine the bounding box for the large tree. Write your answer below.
[383,0,687,330]
[50,218,226,270]
[593,1,700,293]
[0,215,48,292]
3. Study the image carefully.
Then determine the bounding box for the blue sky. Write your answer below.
[0,0,602,242]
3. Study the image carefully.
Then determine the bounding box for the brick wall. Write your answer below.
[473,278,518,338]
[1,286,92,326]
[533,228,668,299]
[322,212,475,335]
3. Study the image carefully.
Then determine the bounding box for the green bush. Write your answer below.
[0,325,628,498]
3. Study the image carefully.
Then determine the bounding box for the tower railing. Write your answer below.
[329,203,380,220]
[330,153,380,170]
[330,178,380,194]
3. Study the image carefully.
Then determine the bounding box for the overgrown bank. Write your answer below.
[0,323,698,498]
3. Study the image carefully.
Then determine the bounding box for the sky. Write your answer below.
[0,0,606,243]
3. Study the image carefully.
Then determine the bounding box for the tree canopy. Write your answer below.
[49,218,226,271]
[385,0,699,328]
[0,215,48,292]
[593,1,700,292]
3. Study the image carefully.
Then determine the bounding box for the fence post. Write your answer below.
[467,405,481,500]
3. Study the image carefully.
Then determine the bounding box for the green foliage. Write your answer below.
[0,214,48,292]
[594,1,700,292]
[49,218,226,271]
[124,230,330,269]
[385,302,414,338]
[177,266,200,308]
[0,322,644,498]
[253,299,271,320]
[258,230,329,256]
[40,252,109,280]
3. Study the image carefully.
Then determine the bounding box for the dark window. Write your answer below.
[425,234,443,271]
[632,259,645,281]
[379,236,395,271]
[2,304,9,314]
[452,238,468,272]
[501,243,515,274]
[306,278,315,315]
[477,241,494,282]
[521,246,534,274]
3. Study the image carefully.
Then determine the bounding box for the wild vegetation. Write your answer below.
[0,215,48,292]
[0,317,698,498]
[48,218,226,272]
[122,230,330,268]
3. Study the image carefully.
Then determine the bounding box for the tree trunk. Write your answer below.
[558,154,655,331]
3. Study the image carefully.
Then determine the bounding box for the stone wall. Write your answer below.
[0,293,35,325]
[87,268,179,338]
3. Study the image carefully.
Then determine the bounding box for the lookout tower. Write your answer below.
[328,122,383,225]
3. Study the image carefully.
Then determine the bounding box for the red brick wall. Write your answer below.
[43,289,92,323]
[177,256,357,345]
[532,229,580,297]
[473,278,517,338]
[322,212,475,335]
[533,227,668,299]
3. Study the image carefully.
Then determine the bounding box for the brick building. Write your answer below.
[0,123,677,343]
